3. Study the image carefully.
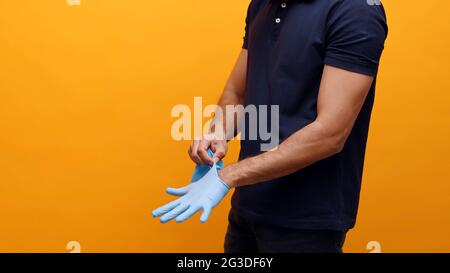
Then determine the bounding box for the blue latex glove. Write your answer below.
[191,149,224,182]
[152,162,230,223]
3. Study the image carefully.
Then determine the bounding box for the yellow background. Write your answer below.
[0,0,449,253]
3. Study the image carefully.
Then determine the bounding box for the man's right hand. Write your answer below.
[188,134,228,166]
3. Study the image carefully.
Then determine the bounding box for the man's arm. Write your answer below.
[219,65,374,187]
[211,49,248,140]
[189,49,248,165]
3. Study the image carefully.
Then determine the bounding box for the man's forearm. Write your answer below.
[219,120,348,187]
[210,88,244,141]
[210,50,248,141]
[190,50,248,165]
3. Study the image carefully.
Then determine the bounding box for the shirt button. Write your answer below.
[275,18,281,24]
[281,3,287,8]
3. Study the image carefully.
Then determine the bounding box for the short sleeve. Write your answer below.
[324,1,388,76]
[242,0,265,49]
[242,2,252,49]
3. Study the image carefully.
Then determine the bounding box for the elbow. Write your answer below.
[312,120,350,157]
[325,133,348,155]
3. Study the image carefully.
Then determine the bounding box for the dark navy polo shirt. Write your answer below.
[232,0,388,230]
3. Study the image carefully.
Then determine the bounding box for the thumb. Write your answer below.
[166,184,191,196]
[200,205,212,223]
[212,148,226,164]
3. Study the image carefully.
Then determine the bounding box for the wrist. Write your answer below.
[218,168,236,188]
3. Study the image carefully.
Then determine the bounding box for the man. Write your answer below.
[153,0,388,253]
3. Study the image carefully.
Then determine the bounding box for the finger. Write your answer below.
[200,205,212,223]
[166,185,191,196]
[189,140,202,164]
[175,204,201,223]
[198,140,213,165]
[152,200,180,218]
[160,203,190,223]
[212,147,226,164]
